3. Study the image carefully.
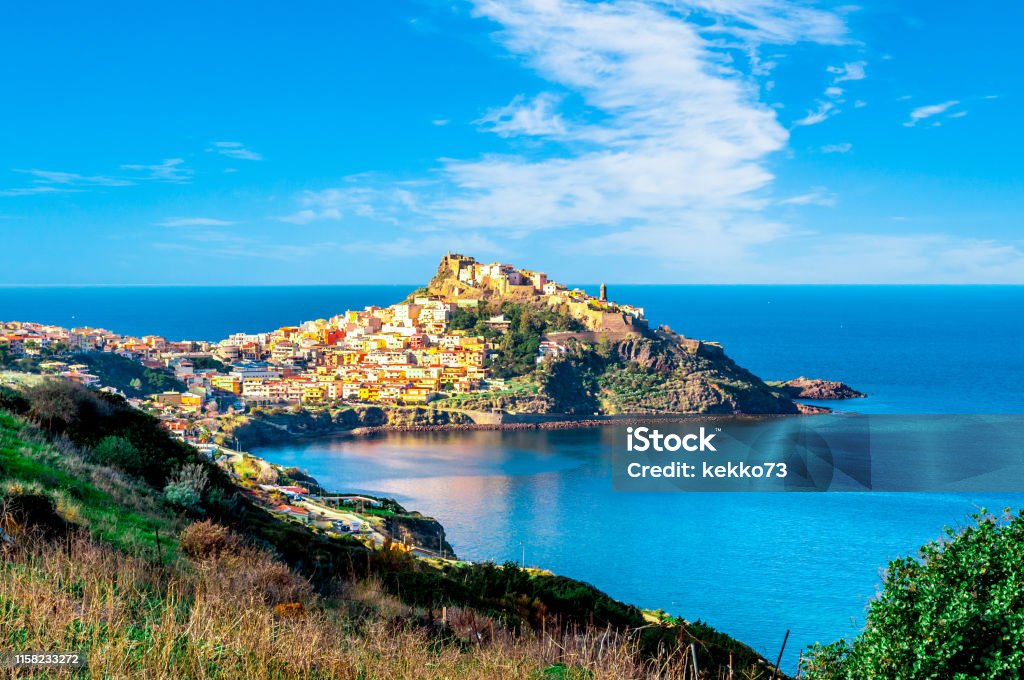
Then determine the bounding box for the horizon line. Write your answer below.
[3,282,1024,288]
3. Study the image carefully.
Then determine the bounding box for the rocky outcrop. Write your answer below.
[773,377,866,400]
[598,330,799,415]
[615,335,685,374]
[390,514,457,558]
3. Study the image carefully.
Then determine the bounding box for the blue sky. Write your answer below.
[1,0,1022,284]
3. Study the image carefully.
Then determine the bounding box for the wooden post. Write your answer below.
[769,630,790,680]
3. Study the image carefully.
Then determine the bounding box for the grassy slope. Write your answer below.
[0,410,181,561]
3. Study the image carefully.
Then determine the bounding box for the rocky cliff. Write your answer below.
[772,377,866,400]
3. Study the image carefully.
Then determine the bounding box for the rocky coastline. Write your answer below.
[223,403,835,448]
[772,377,867,400]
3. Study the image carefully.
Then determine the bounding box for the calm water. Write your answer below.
[257,429,1021,671]
[5,284,1024,669]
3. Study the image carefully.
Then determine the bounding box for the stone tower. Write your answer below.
[599,283,607,302]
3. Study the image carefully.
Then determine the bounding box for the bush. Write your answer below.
[163,463,209,512]
[90,435,142,474]
[19,379,196,486]
[180,520,240,559]
[25,379,110,435]
[803,510,1024,679]
[0,385,30,415]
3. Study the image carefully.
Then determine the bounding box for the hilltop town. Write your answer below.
[1,253,805,446]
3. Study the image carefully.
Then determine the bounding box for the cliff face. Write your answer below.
[390,514,457,558]
[537,330,797,416]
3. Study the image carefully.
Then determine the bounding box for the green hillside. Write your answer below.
[0,378,780,679]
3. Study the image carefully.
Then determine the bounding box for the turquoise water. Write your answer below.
[257,429,1022,672]
[5,284,1024,669]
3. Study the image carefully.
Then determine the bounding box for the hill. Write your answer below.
[0,379,785,679]
[421,254,798,416]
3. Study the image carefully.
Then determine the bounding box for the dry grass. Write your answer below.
[0,533,759,680]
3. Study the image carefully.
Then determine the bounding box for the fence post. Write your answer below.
[769,630,790,680]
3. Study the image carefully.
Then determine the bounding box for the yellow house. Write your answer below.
[358,385,381,402]
[180,393,203,413]
[303,385,325,404]
[211,375,242,395]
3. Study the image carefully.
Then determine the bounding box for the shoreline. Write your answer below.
[254,408,833,443]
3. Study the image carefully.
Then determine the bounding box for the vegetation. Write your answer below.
[189,355,229,373]
[803,510,1024,679]
[71,351,185,397]
[0,376,781,678]
[448,300,584,379]
[2,533,736,680]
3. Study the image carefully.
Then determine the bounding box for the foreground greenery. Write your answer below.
[802,510,1024,679]
[0,378,778,678]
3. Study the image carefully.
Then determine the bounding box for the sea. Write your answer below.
[3,284,1023,671]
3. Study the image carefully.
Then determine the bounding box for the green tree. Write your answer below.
[448,307,479,331]
[803,510,1024,679]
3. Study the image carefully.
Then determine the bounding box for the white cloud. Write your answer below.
[827,60,866,83]
[431,119,450,126]
[278,185,417,224]
[14,169,134,187]
[208,141,263,161]
[423,0,851,235]
[793,101,836,126]
[280,208,342,225]
[779,189,836,206]
[0,186,71,197]
[904,100,960,127]
[771,235,1024,283]
[120,158,193,183]
[821,143,852,153]
[476,93,568,138]
[572,229,1024,283]
[824,86,844,98]
[159,217,236,227]
[682,0,848,45]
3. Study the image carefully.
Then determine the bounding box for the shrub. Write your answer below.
[25,379,109,434]
[803,510,1024,679]
[163,463,209,512]
[90,435,142,474]
[180,520,240,559]
[0,385,30,415]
